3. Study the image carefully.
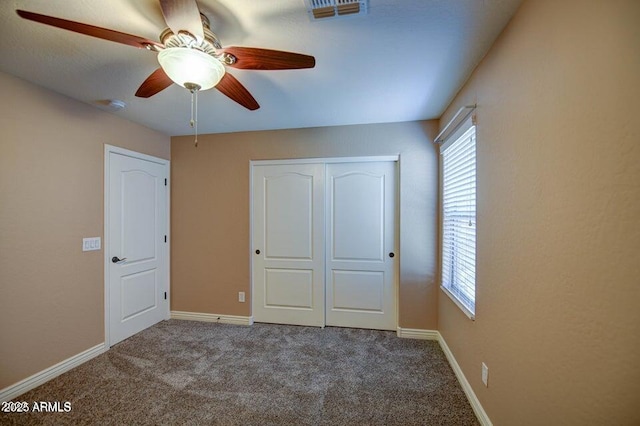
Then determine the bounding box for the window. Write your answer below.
[441,121,476,318]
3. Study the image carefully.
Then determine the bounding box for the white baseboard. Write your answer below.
[0,343,106,403]
[437,333,493,426]
[171,310,254,326]
[396,327,439,340]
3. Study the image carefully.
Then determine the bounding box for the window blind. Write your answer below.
[442,125,476,314]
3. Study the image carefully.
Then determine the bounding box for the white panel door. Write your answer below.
[325,162,397,330]
[252,164,325,327]
[108,152,168,345]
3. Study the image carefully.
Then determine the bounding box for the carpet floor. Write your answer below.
[2,320,479,425]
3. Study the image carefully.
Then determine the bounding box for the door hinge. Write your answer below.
[164,235,167,243]
[164,178,167,186]
[164,292,167,300]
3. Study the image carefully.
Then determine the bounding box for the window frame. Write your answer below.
[439,116,476,320]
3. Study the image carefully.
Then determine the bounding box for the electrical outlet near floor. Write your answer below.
[238,291,245,303]
[482,362,489,387]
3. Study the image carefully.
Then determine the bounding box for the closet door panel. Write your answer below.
[252,164,325,327]
[326,161,397,330]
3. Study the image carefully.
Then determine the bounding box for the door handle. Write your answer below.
[112,256,127,263]
[389,252,395,258]
[255,249,261,255]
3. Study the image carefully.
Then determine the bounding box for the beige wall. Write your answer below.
[171,121,438,329]
[438,0,640,424]
[0,71,170,390]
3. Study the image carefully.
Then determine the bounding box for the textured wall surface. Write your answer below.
[0,71,170,390]
[171,121,438,330]
[438,0,640,424]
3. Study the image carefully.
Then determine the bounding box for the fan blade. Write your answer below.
[160,0,204,41]
[16,10,162,50]
[215,74,260,111]
[220,47,316,70]
[135,68,174,98]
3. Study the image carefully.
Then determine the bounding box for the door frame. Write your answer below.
[249,155,400,329]
[104,144,171,348]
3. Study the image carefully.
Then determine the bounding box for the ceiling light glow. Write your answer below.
[158,47,225,91]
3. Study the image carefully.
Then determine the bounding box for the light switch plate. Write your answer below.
[83,237,101,252]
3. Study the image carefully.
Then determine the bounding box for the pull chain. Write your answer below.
[185,83,201,148]
[189,89,199,147]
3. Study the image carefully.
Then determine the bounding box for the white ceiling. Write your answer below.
[0,0,522,136]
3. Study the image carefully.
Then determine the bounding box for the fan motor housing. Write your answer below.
[159,13,222,54]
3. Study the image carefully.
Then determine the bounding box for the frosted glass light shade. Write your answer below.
[158,47,225,91]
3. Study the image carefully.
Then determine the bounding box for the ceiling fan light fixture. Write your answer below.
[157,47,225,91]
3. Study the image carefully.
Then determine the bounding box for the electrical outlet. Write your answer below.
[482,362,489,387]
[238,291,245,303]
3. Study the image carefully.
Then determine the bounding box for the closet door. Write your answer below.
[325,162,397,330]
[252,164,325,327]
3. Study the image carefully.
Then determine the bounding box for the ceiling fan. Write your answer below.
[16,0,316,111]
